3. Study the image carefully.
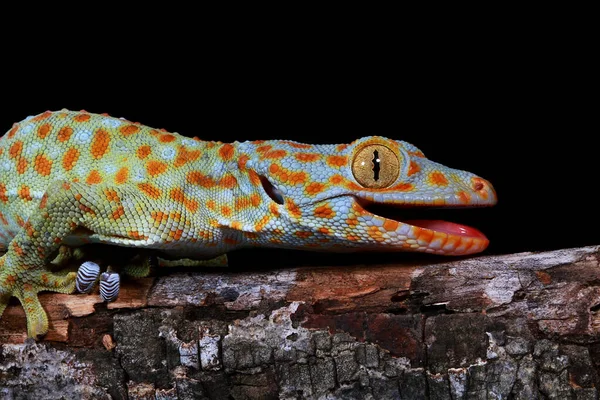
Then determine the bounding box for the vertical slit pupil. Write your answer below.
[372,150,380,181]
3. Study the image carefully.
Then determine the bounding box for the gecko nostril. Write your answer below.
[473,181,485,191]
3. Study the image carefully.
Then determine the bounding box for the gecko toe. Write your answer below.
[76,261,101,293]
[99,272,120,302]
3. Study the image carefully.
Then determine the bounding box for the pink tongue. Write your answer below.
[406,220,487,240]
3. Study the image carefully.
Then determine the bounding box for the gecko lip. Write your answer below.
[356,198,489,249]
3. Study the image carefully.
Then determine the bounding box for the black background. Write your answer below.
[1,23,595,264]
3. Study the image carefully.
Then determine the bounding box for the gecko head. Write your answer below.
[248,136,497,256]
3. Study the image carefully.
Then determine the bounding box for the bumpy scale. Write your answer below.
[0,110,497,338]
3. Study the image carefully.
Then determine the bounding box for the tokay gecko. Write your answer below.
[0,110,497,338]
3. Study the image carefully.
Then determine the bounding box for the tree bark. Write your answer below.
[1,246,600,399]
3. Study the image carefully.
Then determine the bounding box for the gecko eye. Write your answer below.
[351,144,400,188]
[259,175,285,204]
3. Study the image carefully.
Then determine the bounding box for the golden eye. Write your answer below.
[351,144,400,188]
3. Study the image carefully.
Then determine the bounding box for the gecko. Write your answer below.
[0,110,497,338]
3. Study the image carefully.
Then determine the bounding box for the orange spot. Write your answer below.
[230,221,242,230]
[112,206,125,220]
[62,147,80,171]
[0,211,8,225]
[159,134,176,143]
[389,182,414,192]
[9,141,23,159]
[216,204,231,217]
[174,146,201,167]
[32,111,52,121]
[137,145,152,159]
[206,199,216,210]
[0,183,7,203]
[269,164,307,185]
[314,203,335,219]
[138,183,162,199]
[41,273,49,284]
[104,189,120,202]
[263,149,287,159]
[220,174,238,189]
[457,191,471,204]
[269,203,280,216]
[187,171,216,188]
[74,193,82,201]
[429,171,448,186]
[383,219,399,232]
[4,274,16,285]
[256,145,272,154]
[234,196,250,210]
[128,231,149,240]
[305,182,325,195]
[219,144,235,161]
[318,227,331,235]
[248,170,261,186]
[295,153,320,162]
[146,160,168,177]
[346,217,358,227]
[416,228,434,244]
[91,129,111,159]
[329,175,344,185]
[254,215,271,231]
[7,124,18,139]
[367,226,385,242]
[151,211,166,224]
[336,144,348,152]
[38,193,48,209]
[62,182,71,190]
[287,199,302,218]
[120,124,140,135]
[171,229,184,241]
[73,113,91,122]
[34,154,53,176]
[13,242,23,256]
[86,170,103,185]
[408,161,420,176]
[115,167,129,184]
[169,188,199,213]
[37,123,52,139]
[326,155,347,168]
[16,215,24,227]
[16,158,28,174]
[250,193,261,207]
[18,185,32,201]
[346,235,360,241]
[295,231,313,239]
[238,154,250,170]
[58,126,73,142]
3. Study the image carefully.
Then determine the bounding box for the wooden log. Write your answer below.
[1,246,599,399]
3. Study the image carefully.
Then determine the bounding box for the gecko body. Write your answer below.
[0,110,496,337]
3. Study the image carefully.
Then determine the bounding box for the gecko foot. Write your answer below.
[0,268,76,339]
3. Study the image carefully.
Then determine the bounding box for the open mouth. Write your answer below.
[357,199,491,255]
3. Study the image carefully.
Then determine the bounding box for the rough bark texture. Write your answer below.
[1,246,600,399]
